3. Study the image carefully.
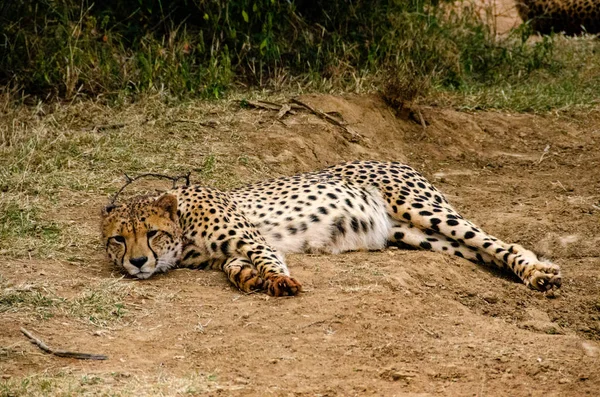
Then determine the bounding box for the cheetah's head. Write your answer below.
[101,194,183,279]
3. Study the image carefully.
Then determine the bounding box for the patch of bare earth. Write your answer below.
[1,94,599,396]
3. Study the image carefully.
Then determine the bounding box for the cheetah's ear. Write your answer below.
[154,194,178,222]
[101,204,117,218]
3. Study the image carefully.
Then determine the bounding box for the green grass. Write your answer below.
[1,1,598,111]
[438,35,600,112]
[0,277,132,326]
[67,280,132,327]
[0,199,61,257]
[0,278,62,320]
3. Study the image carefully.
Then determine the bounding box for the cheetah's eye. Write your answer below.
[112,236,126,244]
[147,230,158,238]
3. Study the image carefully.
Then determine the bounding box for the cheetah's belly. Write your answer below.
[233,181,392,254]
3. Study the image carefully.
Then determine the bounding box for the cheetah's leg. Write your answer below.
[394,204,561,291]
[221,257,264,293]
[235,238,302,296]
[387,222,504,267]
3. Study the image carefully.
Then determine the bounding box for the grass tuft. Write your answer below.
[0,278,63,320]
[67,280,132,327]
[0,276,132,326]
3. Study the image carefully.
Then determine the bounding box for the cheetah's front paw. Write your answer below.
[525,263,562,291]
[264,275,302,296]
[237,267,264,293]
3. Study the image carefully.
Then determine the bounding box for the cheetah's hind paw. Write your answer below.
[527,263,562,292]
[264,275,303,297]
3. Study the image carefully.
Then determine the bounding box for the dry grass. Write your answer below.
[0,371,230,396]
[0,277,133,326]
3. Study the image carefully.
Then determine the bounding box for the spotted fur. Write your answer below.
[101,161,562,296]
[516,0,600,35]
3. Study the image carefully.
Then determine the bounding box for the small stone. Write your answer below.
[424,282,437,288]
[391,371,416,381]
[519,321,562,334]
[581,341,599,357]
[380,368,417,381]
[482,292,499,304]
[558,378,570,384]
[578,326,592,333]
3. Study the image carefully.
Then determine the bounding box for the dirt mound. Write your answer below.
[1,94,599,396]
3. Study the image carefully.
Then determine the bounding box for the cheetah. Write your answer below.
[101,161,562,296]
[516,0,600,35]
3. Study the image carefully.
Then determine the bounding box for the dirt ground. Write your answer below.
[477,0,523,35]
[1,93,600,396]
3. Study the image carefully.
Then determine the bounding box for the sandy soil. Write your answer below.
[1,94,599,396]
[478,0,523,35]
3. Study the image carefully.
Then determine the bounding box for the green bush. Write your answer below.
[0,0,574,103]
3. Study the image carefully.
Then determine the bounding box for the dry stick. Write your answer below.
[418,323,439,338]
[251,99,303,111]
[242,100,281,111]
[417,109,427,130]
[20,327,108,360]
[290,98,362,143]
[416,109,427,141]
[170,119,219,128]
[83,123,126,132]
[277,104,292,119]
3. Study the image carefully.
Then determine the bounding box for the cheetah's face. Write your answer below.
[101,194,182,279]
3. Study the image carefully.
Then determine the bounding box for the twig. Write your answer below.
[418,323,439,338]
[247,99,303,111]
[110,171,191,205]
[20,328,108,360]
[538,144,550,164]
[242,100,282,111]
[277,104,292,119]
[417,109,427,130]
[291,98,346,127]
[416,109,427,140]
[291,98,362,143]
[552,180,569,192]
[83,123,126,132]
[170,119,219,128]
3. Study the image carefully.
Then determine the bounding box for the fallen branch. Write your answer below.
[20,327,108,360]
[277,104,292,119]
[290,98,362,143]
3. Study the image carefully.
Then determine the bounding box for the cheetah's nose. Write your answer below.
[130,256,148,268]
